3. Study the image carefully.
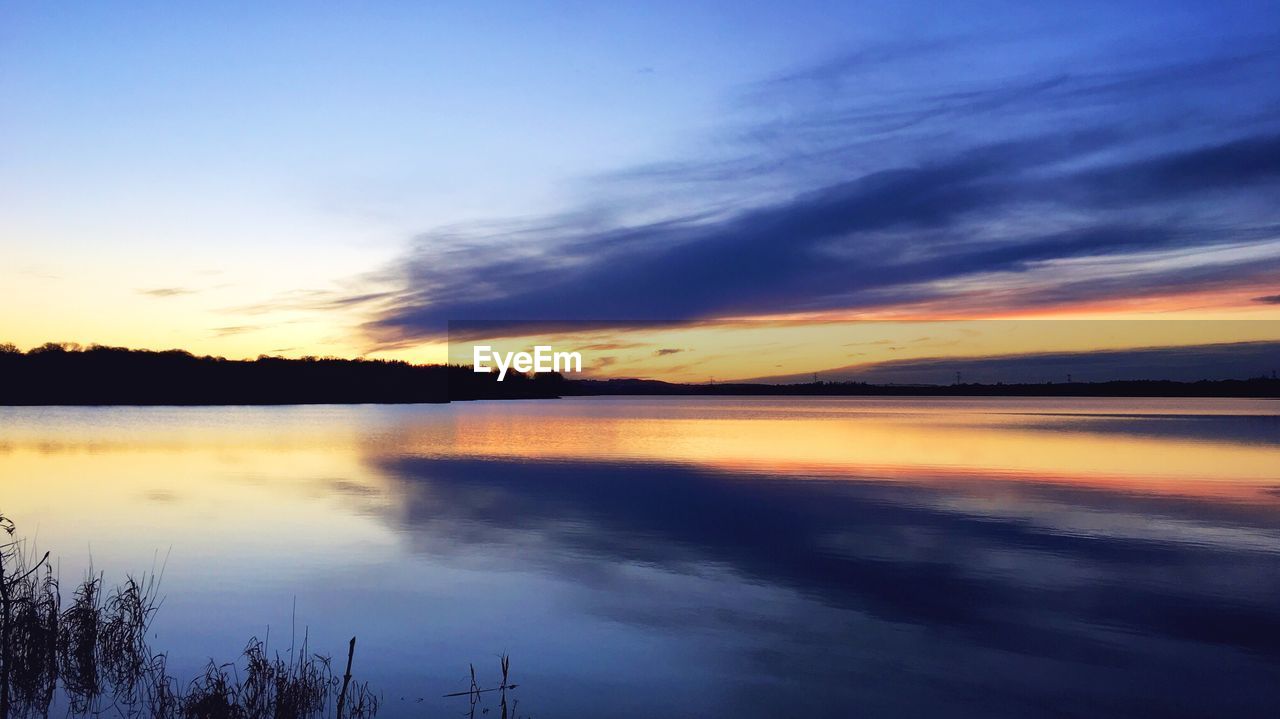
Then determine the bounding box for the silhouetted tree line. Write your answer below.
[0,344,565,405]
[563,377,1280,398]
[3,343,1276,404]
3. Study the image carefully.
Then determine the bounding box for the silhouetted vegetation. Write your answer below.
[0,513,380,719]
[443,655,519,719]
[0,343,562,405]
[2,342,1276,405]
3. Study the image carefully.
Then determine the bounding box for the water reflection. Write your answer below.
[383,455,1280,706]
[0,399,1278,717]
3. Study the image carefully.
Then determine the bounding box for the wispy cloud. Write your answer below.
[139,287,197,298]
[352,31,1280,347]
[226,289,397,316]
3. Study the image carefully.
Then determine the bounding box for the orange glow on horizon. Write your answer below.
[4,250,1278,379]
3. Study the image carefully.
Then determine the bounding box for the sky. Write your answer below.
[2,1,1279,379]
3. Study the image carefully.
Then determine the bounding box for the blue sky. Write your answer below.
[2,1,1278,365]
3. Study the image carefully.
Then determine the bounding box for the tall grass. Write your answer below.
[0,514,380,719]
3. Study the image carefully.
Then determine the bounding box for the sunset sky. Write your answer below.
[3,2,1279,380]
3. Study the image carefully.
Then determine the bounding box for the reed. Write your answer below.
[442,654,521,719]
[0,514,381,719]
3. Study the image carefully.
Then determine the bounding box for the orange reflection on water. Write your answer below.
[1,398,1278,557]
[385,398,1280,503]
[0,406,405,574]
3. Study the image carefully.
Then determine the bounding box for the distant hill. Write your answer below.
[748,340,1280,385]
[564,377,1280,398]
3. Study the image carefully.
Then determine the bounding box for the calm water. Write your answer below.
[2,397,1279,717]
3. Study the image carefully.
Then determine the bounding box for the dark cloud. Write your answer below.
[1255,295,1280,304]
[358,36,1280,346]
[654,348,684,356]
[574,341,647,352]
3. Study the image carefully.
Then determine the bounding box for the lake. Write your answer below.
[1,397,1278,717]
